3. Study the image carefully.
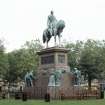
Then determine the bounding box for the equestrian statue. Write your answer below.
[43,11,65,47]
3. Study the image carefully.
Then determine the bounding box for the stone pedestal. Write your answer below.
[24,46,73,99]
[37,46,70,71]
[36,46,73,99]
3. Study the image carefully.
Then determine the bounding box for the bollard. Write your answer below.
[44,92,50,102]
[22,92,27,101]
[15,92,20,99]
[100,91,104,99]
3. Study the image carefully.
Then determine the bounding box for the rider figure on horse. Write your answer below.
[43,11,65,47]
[47,11,57,36]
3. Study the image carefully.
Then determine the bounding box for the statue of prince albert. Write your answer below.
[47,11,57,36]
[43,11,65,47]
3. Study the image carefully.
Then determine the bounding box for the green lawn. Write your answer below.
[0,99,105,105]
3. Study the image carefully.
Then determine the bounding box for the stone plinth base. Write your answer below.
[24,47,74,99]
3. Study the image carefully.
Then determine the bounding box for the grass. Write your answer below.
[0,99,105,105]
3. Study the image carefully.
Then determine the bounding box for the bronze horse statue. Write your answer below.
[43,20,65,47]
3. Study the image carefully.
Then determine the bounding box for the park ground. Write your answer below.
[0,99,105,105]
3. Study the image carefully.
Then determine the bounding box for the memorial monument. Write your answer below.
[25,11,74,99]
[37,11,74,99]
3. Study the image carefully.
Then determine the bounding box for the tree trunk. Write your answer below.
[88,76,91,91]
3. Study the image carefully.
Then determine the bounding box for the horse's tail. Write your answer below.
[43,31,46,43]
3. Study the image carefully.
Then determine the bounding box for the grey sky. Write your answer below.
[0,0,105,52]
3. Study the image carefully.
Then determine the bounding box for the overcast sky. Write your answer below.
[0,0,105,52]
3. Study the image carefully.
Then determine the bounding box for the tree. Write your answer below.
[7,39,43,82]
[0,40,9,79]
[20,39,43,74]
[65,40,83,70]
[7,50,20,82]
[65,39,105,90]
[98,40,105,79]
[79,39,105,90]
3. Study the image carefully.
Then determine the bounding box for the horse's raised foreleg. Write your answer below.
[54,35,56,46]
[46,36,48,48]
[46,41,48,48]
[59,35,61,47]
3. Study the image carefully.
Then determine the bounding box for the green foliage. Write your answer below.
[65,40,83,70]
[65,39,105,89]
[0,40,9,79]
[7,39,43,82]
[79,40,105,88]
[1,38,105,85]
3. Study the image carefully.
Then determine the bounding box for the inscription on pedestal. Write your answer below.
[58,54,65,64]
[41,55,54,64]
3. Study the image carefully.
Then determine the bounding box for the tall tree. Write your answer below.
[65,40,83,70]
[8,39,43,82]
[20,39,43,73]
[0,40,9,79]
[79,39,105,90]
